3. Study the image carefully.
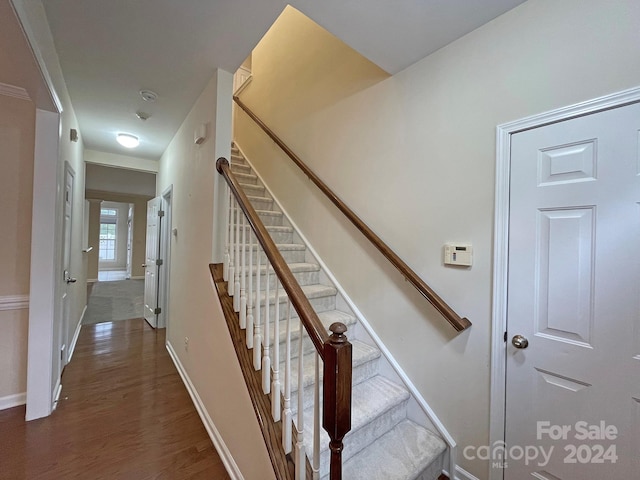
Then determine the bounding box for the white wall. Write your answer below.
[157,69,276,480]
[235,1,640,477]
[85,162,156,197]
[85,149,159,173]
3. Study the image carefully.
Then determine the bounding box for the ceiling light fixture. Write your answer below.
[140,89,158,102]
[116,133,140,148]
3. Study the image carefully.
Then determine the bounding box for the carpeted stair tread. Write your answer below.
[323,420,446,480]
[258,283,337,305]
[282,339,380,397]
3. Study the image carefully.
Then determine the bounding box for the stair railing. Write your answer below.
[217,157,352,480]
[233,96,471,332]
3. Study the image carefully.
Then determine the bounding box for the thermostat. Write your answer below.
[444,244,472,267]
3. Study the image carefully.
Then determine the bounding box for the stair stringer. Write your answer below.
[234,142,458,477]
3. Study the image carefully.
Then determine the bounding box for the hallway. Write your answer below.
[0,319,230,480]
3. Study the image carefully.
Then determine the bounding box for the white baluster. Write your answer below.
[228,196,235,296]
[254,242,262,370]
[313,352,320,479]
[263,263,271,394]
[223,186,231,281]
[233,197,241,311]
[282,299,292,454]
[239,214,247,328]
[295,320,306,480]
[272,278,281,422]
[246,230,254,349]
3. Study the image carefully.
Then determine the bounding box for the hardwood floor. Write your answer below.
[0,319,230,480]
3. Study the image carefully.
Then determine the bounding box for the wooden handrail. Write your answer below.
[233,96,472,332]
[216,157,352,479]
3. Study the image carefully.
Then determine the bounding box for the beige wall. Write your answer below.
[235,1,640,477]
[85,191,152,280]
[157,69,275,480]
[0,94,35,399]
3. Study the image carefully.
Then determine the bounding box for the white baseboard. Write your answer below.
[443,466,481,480]
[87,278,98,284]
[0,392,26,410]
[166,341,244,480]
[52,379,62,411]
[68,308,85,362]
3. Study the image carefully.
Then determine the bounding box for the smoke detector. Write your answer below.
[140,89,158,102]
[136,111,150,121]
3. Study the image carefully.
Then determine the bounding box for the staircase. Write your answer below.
[229,143,447,480]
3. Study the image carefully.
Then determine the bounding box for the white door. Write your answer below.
[505,103,640,478]
[126,204,133,279]
[144,197,162,328]
[61,164,76,368]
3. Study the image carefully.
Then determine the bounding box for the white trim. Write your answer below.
[52,379,62,411]
[443,466,481,480]
[129,276,145,280]
[0,295,29,311]
[67,307,84,362]
[0,82,30,101]
[166,341,244,480]
[0,392,26,410]
[26,108,60,421]
[490,85,640,480]
[9,1,63,113]
[236,142,457,474]
[234,75,252,96]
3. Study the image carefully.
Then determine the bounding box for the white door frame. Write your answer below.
[489,85,640,480]
[26,108,61,421]
[158,185,173,329]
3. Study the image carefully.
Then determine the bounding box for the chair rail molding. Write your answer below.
[0,295,30,311]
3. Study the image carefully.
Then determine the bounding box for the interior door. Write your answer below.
[61,164,76,368]
[505,103,640,478]
[144,197,162,328]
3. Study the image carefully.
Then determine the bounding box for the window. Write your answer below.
[99,208,118,261]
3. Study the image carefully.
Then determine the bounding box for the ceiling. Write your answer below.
[41,0,526,160]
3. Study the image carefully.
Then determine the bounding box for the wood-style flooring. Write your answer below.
[0,319,230,480]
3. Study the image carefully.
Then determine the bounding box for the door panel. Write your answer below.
[144,197,161,328]
[505,103,640,478]
[61,165,74,368]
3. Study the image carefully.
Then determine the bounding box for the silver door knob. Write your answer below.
[142,264,148,268]
[66,277,77,284]
[512,335,529,349]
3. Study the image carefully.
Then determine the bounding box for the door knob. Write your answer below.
[512,334,529,349]
[142,264,148,267]
[66,277,77,284]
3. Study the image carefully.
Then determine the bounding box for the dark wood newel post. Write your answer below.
[323,322,352,480]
